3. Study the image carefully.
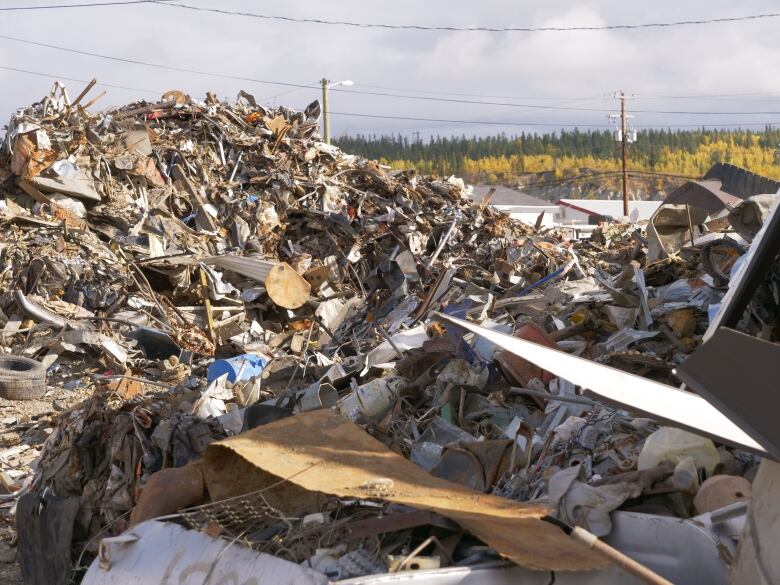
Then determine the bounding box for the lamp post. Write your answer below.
[321,79,354,144]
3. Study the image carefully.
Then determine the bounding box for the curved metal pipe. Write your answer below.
[14,290,67,328]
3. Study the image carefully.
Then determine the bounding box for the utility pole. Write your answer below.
[320,78,354,145]
[620,91,628,217]
[609,91,635,217]
[321,78,331,144]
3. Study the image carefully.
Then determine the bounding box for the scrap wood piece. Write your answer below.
[16,178,52,206]
[265,262,311,309]
[203,409,606,571]
[104,369,143,399]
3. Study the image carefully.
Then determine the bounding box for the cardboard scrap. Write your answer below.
[203,409,605,571]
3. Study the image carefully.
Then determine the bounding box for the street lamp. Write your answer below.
[321,79,354,144]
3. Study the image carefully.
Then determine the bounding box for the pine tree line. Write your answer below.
[334,128,780,181]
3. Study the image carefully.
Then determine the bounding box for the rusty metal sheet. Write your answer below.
[203,409,606,571]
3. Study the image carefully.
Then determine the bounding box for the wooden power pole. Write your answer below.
[620,91,629,217]
[610,91,634,217]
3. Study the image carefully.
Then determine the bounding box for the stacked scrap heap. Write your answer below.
[0,83,773,584]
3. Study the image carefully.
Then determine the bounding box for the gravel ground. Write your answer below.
[0,519,21,585]
[0,385,95,585]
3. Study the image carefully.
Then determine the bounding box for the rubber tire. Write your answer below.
[0,356,47,400]
[701,239,746,287]
[0,378,47,400]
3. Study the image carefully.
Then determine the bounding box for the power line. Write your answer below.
[0,64,596,126]
[333,87,780,114]
[0,0,154,10]
[337,85,780,103]
[2,33,780,116]
[0,65,162,95]
[0,36,647,113]
[638,90,780,99]
[519,170,695,189]
[0,34,317,91]
[4,63,780,131]
[0,36,616,112]
[330,112,612,127]
[2,0,779,34]
[331,88,619,112]
[330,112,780,129]
[631,108,780,115]
[149,2,780,33]
[342,84,612,102]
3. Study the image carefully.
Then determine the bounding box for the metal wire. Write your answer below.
[178,490,388,563]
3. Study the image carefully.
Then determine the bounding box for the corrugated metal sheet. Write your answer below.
[82,520,328,585]
[663,180,742,212]
[703,163,780,200]
[201,255,277,282]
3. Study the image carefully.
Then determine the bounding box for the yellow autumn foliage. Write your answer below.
[381,137,780,182]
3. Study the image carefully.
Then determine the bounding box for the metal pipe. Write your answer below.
[425,218,457,269]
[228,150,244,182]
[14,290,67,328]
[508,386,600,408]
[378,326,403,359]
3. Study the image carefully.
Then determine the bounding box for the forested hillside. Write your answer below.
[334,128,780,186]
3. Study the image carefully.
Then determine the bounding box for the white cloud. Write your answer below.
[1,0,779,136]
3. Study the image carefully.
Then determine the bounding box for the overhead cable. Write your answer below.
[149,3,780,33]
[0,0,155,10]
[2,33,780,115]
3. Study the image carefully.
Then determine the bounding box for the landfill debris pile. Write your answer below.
[0,83,774,584]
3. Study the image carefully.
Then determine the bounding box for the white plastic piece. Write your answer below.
[638,427,720,474]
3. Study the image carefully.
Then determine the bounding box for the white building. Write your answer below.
[557,198,662,224]
[470,185,560,227]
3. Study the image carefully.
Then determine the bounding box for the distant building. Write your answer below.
[470,185,560,226]
[663,163,780,213]
[557,198,661,224]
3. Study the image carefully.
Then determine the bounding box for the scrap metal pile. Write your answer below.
[0,83,774,584]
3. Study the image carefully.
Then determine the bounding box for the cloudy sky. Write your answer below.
[2,0,780,138]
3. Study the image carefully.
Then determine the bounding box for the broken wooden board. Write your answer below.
[265,262,311,309]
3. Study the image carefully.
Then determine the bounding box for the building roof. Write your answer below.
[558,198,661,220]
[470,184,555,207]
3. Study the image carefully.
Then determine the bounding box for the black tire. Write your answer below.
[701,239,746,287]
[0,378,47,400]
[0,357,47,400]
